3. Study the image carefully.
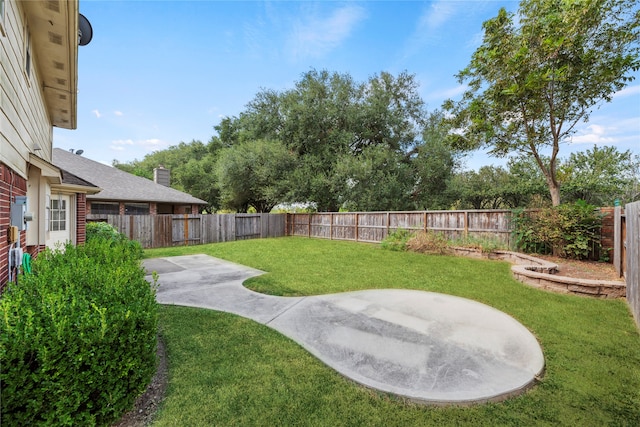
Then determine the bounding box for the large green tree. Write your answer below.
[114,140,222,211]
[560,145,640,205]
[333,147,415,211]
[445,0,640,206]
[220,69,427,211]
[411,111,461,209]
[215,140,296,213]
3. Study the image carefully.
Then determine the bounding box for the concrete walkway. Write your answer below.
[144,254,545,405]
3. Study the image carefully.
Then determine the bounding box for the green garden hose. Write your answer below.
[22,252,32,274]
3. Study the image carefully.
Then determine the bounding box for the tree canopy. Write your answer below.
[445,0,640,206]
[218,69,431,211]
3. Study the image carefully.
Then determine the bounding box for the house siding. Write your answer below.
[1,1,48,291]
[1,1,53,177]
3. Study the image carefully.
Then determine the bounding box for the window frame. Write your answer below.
[124,203,150,215]
[90,202,120,216]
[49,197,67,232]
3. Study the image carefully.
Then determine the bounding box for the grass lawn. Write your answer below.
[146,237,640,426]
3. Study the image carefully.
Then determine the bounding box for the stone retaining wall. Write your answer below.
[451,248,626,299]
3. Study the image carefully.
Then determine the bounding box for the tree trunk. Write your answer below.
[549,181,561,206]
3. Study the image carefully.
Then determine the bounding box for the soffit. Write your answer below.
[22,0,78,129]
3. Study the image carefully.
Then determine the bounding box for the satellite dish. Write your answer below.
[78,14,93,46]
[75,150,84,156]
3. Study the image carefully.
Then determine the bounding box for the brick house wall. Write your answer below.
[1,163,28,292]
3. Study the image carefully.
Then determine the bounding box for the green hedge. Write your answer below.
[0,238,158,426]
[511,200,604,260]
[86,221,143,259]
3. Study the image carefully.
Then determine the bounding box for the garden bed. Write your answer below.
[451,247,626,299]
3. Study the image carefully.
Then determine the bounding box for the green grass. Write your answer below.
[147,237,640,426]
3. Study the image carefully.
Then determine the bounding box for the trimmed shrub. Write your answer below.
[380,228,413,251]
[511,200,603,260]
[86,221,143,259]
[0,238,157,426]
[406,231,451,255]
[86,221,121,242]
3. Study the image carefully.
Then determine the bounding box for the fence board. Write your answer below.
[625,201,640,330]
[358,213,388,242]
[88,213,285,248]
[286,210,515,246]
[236,215,261,240]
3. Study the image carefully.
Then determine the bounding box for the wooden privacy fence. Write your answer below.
[620,202,640,330]
[285,210,515,246]
[87,214,286,248]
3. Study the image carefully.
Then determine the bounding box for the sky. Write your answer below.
[53,0,640,170]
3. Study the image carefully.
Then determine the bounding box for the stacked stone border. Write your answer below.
[451,247,626,299]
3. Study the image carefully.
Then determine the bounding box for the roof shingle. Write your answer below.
[52,148,207,205]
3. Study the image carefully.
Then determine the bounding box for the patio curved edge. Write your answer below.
[145,255,546,406]
[265,289,545,406]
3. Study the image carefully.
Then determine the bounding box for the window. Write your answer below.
[50,198,67,231]
[124,203,149,215]
[91,202,120,215]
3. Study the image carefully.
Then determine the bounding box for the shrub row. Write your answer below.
[382,229,508,255]
[511,200,603,260]
[0,230,157,426]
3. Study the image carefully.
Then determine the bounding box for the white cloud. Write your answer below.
[114,111,124,117]
[426,84,468,102]
[92,109,102,118]
[418,0,456,32]
[570,124,617,144]
[400,0,459,62]
[140,138,162,147]
[288,5,367,59]
[569,113,640,147]
[108,138,167,156]
[613,85,640,99]
[111,139,134,146]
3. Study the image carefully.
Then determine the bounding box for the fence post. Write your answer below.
[464,210,469,239]
[285,213,289,236]
[184,214,189,246]
[423,212,427,233]
[355,213,359,242]
[386,212,391,237]
[330,213,333,240]
[614,206,623,277]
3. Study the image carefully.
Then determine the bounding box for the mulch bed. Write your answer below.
[112,335,168,427]
[534,255,624,282]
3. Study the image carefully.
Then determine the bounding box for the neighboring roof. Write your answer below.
[52,148,207,205]
[60,169,96,188]
[57,169,102,195]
